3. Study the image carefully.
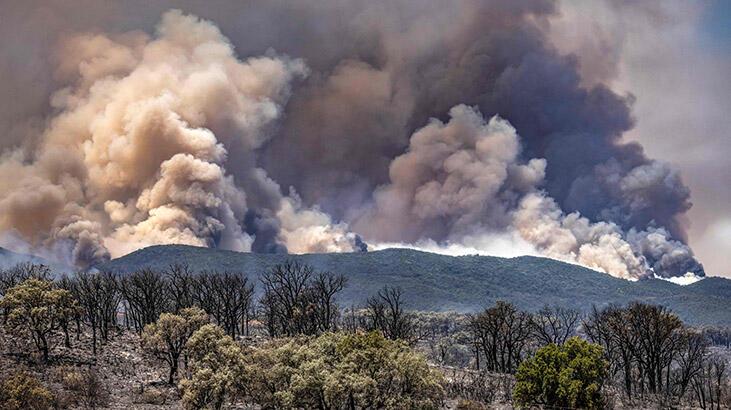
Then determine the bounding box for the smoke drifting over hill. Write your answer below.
[0,10,361,269]
[0,1,704,279]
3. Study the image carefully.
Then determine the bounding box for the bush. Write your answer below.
[247,331,444,409]
[0,278,78,362]
[55,366,109,409]
[141,306,208,384]
[141,387,168,405]
[179,324,246,410]
[0,371,54,410]
[513,337,607,409]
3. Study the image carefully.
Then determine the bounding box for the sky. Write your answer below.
[0,0,728,278]
[588,0,731,278]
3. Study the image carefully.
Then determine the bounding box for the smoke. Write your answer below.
[254,0,702,278]
[358,105,697,280]
[369,231,538,259]
[0,1,706,279]
[0,10,360,268]
[352,105,545,243]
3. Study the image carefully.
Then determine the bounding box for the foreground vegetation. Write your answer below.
[0,261,729,409]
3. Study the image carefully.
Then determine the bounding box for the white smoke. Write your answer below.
[512,192,648,280]
[0,9,702,281]
[0,10,360,267]
[654,272,703,286]
[276,189,361,254]
[369,230,539,259]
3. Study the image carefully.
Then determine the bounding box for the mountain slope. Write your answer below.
[0,246,71,272]
[100,245,731,326]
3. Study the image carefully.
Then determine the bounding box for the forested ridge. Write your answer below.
[101,245,731,326]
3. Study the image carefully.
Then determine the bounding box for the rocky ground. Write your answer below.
[0,327,182,409]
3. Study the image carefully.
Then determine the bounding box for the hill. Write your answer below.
[0,246,71,272]
[100,245,731,326]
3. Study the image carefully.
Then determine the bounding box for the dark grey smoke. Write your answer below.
[257,0,703,276]
[244,210,287,254]
[0,0,704,277]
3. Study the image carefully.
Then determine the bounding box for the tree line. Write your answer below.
[461,300,728,408]
[0,261,422,360]
[0,261,729,409]
[0,260,444,409]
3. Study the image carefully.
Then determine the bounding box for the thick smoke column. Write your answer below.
[353,105,545,243]
[256,0,704,279]
[356,105,698,280]
[0,10,360,268]
[0,1,705,280]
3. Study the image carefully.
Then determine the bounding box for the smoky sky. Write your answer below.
[0,0,712,279]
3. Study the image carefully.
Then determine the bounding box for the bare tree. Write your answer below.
[366,286,416,342]
[675,329,708,399]
[73,272,101,355]
[70,271,120,354]
[626,303,683,395]
[583,302,718,406]
[584,304,640,398]
[259,261,345,337]
[194,271,254,338]
[692,355,727,410]
[312,271,346,332]
[120,269,169,332]
[530,305,581,346]
[468,301,532,374]
[166,264,196,313]
[97,272,121,342]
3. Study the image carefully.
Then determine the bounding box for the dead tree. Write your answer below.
[259,261,345,337]
[120,269,169,332]
[166,264,196,313]
[468,301,533,374]
[194,271,254,338]
[260,261,315,337]
[312,271,346,332]
[366,286,416,342]
[530,305,581,346]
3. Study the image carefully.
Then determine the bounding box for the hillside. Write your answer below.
[100,245,731,326]
[0,246,71,272]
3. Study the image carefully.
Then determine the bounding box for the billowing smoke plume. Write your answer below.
[0,10,360,268]
[356,105,699,280]
[353,105,545,243]
[0,1,705,280]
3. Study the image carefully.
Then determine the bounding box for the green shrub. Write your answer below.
[513,337,607,409]
[0,371,54,410]
[247,331,444,409]
[141,306,208,384]
[0,278,78,362]
[179,324,246,410]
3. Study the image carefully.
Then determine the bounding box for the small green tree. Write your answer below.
[0,371,54,410]
[141,307,209,384]
[179,324,247,410]
[0,278,78,362]
[513,337,607,409]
